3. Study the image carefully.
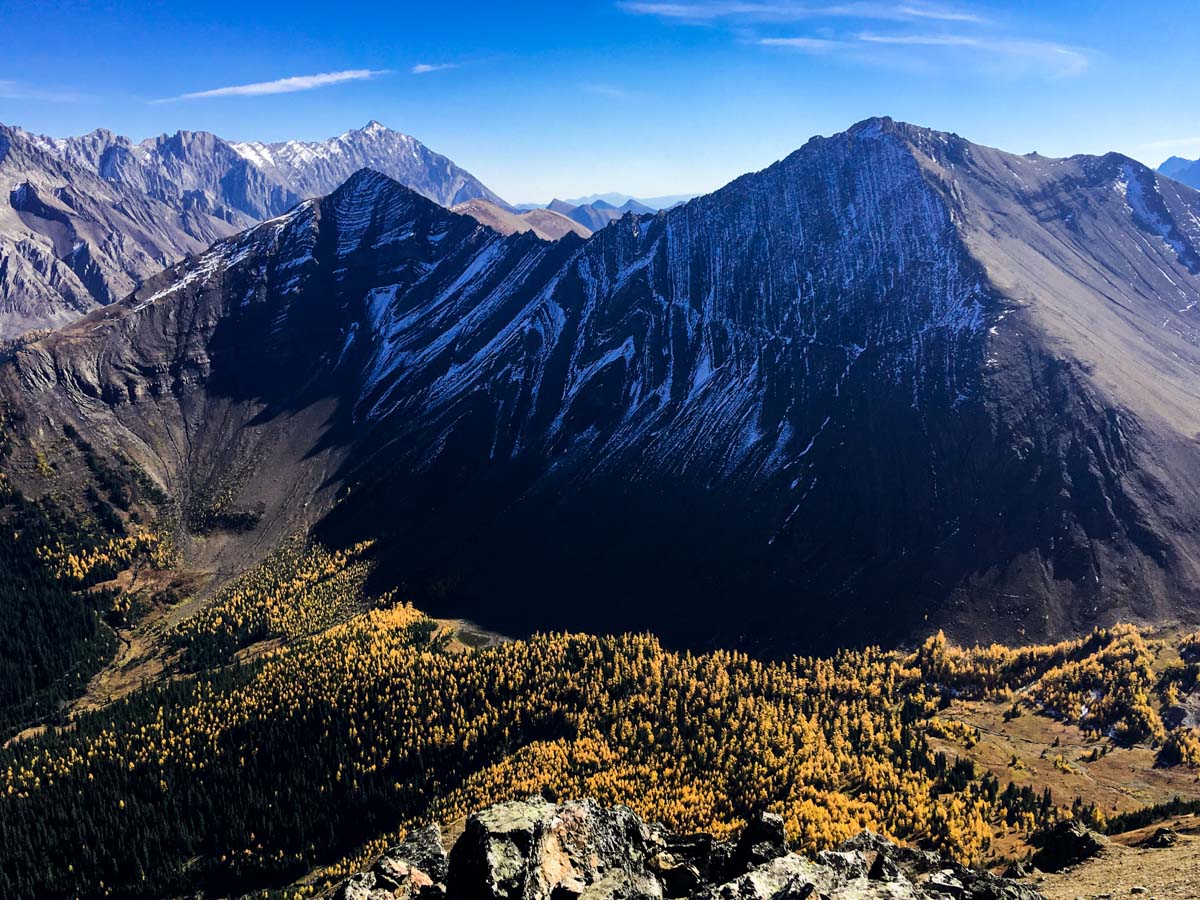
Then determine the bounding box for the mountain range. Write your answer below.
[0,121,506,338]
[1159,155,1200,190]
[5,117,1200,652]
[545,196,656,231]
[519,192,696,211]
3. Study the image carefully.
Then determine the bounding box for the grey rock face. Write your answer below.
[335,824,449,900]
[387,824,451,883]
[0,123,244,337]
[329,798,1041,900]
[0,120,507,337]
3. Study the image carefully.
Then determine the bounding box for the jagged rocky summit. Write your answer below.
[331,797,1042,899]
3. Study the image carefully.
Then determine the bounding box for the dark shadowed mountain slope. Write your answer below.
[6,118,1200,653]
[0,121,507,338]
[1159,155,1200,190]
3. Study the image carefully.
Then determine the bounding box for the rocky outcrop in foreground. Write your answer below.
[333,797,1042,899]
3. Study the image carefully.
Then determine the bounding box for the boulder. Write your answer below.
[361,823,449,898]
[868,851,901,882]
[1001,862,1029,880]
[333,872,377,900]
[444,796,660,900]
[814,850,867,880]
[696,854,820,900]
[728,812,789,875]
[1029,821,1107,873]
[379,823,450,883]
[1141,826,1178,849]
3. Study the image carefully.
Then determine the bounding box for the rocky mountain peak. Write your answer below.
[330,166,403,201]
[75,126,123,148]
[146,128,227,156]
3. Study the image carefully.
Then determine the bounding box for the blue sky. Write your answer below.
[1,1,1198,203]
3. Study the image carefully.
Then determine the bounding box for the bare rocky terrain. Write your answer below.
[0,124,244,336]
[327,801,1200,900]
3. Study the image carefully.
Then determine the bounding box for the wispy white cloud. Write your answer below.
[617,1,987,24]
[1139,136,1200,152]
[581,82,634,97]
[856,32,1088,76]
[618,1,790,19]
[759,36,852,50]
[411,63,458,75]
[894,4,985,22]
[0,79,82,102]
[623,0,1084,78]
[153,69,390,103]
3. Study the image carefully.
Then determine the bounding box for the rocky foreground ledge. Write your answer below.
[333,796,1042,899]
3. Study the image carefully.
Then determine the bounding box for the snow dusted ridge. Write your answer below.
[225,120,509,211]
[14,117,1200,651]
[230,121,399,169]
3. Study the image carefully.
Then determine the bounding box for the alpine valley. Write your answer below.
[4,115,1200,900]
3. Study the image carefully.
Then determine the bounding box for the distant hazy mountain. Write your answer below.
[1159,155,1200,189]
[565,192,696,210]
[519,192,695,213]
[544,196,655,232]
[452,198,591,240]
[0,121,506,338]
